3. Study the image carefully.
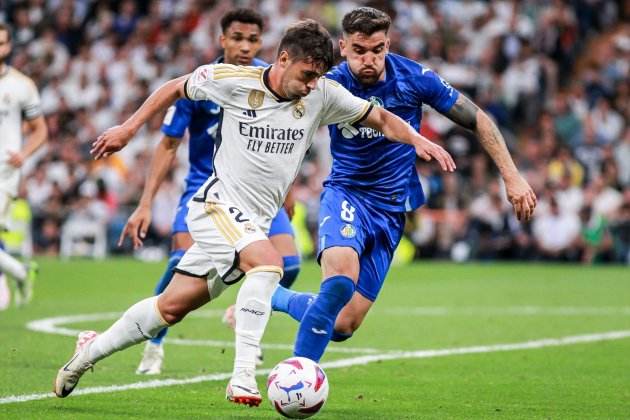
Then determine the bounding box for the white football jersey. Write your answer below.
[0,66,42,195]
[186,63,371,230]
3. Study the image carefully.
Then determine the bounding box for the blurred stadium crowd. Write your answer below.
[1,0,628,263]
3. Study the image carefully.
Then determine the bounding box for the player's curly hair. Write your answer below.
[342,7,391,35]
[277,19,334,72]
[220,8,264,33]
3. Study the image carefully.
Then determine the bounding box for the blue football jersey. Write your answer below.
[161,57,268,192]
[325,53,460,212]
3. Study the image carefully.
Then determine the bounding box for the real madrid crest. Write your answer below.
[248,90,265,109]
[293,100,305,119]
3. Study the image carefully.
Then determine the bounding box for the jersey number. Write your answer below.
[229,207,250,223]
[340,200,356,222]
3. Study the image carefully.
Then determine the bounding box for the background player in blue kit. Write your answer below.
[119,9,300,375]
[271,7,538,362]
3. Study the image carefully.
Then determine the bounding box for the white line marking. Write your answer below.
[2,329,629,405]
[25,312,382,354]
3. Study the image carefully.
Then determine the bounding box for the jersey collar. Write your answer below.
[261,66,291,102]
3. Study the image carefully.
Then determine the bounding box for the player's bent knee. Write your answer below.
[321,247,359,280]
[157,296,191,325]
[239,241,283,273]
[331,330,353,342]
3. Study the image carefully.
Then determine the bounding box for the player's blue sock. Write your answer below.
[293,275,355,362]
[150,249,185,345]
[279,255,300,289]
[271,286,315,322]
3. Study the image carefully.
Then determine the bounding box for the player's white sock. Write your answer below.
[0,249,27,281]
[87,296,169,363]
[233,266,282,373]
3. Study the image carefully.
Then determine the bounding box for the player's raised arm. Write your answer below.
[118,135,180,249]
[443,93,537,221]
[90,75,189,159]
[362,106,456,173]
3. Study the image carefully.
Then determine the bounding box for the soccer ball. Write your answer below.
[267,357,329,418]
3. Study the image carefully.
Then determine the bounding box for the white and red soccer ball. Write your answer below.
[267,357,329,418]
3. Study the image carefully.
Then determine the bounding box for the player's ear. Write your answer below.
[278,50,290,68]
[339,37,347,57]
[384,37,390,54]
[219,34,226,50]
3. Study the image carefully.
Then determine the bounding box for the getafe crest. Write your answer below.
[293,100,305,119]
[248,90,265,109]
[340,223,356,238]
[368,96,384,108]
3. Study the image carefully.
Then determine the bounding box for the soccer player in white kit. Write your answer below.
[55,20,455,407]
[0,24,47,308]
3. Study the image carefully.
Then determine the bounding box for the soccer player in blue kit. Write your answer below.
[119,9,301,375]
[271,7,538,362]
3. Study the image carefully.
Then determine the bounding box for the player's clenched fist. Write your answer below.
[90,124,135,159]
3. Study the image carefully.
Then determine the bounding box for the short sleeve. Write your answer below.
[161,99,194,138]
[411,67,459,113]
[319,78,372,127]
[22,79,42,120]
[184,64,231,106]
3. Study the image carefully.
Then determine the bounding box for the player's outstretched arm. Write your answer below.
[443,94,537,221]
[118,135,180,249]
[362,106,456,172]
[90,75,188,159]
[8,115,48,168]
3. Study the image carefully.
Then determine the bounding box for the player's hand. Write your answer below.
[504,174,537,222]
[7,151,24,168]
[414,137,456,172]
[91,125,135,160]
[118,205,152,249]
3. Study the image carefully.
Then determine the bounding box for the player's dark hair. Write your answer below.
[342,7,391,35]
[0,23,11,42]
[277,19,334,72]
[220,8,264,33]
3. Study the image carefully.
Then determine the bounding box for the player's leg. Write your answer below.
[0,192,36,305]
[270,208,301,289]
[227,239,283,406]
[292,188,364,362]
[331,209,406,342]
[137,231,193,375]
[54,266,212,397]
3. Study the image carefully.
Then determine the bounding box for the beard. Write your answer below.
[356,67,384,85]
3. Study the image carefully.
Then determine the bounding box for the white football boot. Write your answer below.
[226,368,262,407]
[136,341,164,375]
[54,330,98,398]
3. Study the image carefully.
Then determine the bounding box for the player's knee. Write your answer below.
[331,330,353,342]
[321,247,359,280]
[157,296,190,325]
[334,316,362,335]
[240,242,283,273]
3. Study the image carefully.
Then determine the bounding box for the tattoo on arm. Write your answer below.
[444,94,478,130]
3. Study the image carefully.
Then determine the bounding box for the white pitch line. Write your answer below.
[25,312,382,355]
[2,329,630,405]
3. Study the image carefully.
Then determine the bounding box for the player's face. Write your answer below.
[0,31,11,64]
[340,31,389,85]
[220,22,262,66]
[278,53,325,100]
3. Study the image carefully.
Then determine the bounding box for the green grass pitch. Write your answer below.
[1,258,629,419]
